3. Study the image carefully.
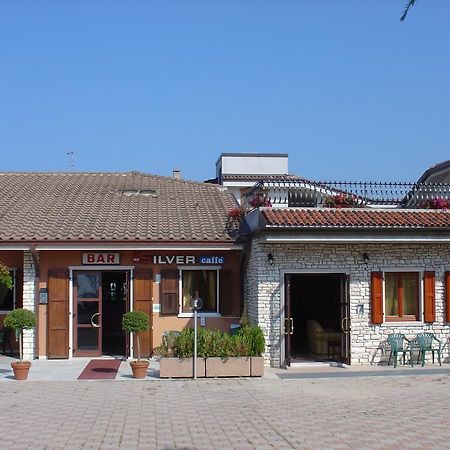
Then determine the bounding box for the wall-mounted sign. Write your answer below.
[82,253,120,265]
[133,252,152,263]
[152,255,196,265]
[199,256,225,264]
[132,253,225,265]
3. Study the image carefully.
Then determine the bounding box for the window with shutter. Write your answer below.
[372,270,432,324]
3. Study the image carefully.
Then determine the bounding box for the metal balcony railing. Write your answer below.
[243,180,450,209]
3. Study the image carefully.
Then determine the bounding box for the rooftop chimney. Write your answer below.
[172,169,181,179]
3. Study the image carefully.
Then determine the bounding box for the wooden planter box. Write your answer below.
[160,358,206,378]
[250,356,264,377]
[205,357,251,377]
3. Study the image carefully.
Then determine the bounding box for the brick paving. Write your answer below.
[1,372,450,449]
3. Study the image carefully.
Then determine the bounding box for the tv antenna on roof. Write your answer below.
[66,151,75,171]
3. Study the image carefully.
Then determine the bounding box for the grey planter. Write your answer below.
[205,357,251,377]
[159,357,206,378]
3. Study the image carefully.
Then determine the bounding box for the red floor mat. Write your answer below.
[77,359,121,380]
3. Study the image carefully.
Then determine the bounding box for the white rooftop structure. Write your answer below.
[216,153,290,204]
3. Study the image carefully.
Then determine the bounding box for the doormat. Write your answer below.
[78,359,122,380]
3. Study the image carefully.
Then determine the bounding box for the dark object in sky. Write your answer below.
[400,0,417,22]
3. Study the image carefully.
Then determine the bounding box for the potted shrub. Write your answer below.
[122,311,150,379]
[4,308,36,380]
[205,330,251,377]
[239,325,265,376]
[159,328,206,378]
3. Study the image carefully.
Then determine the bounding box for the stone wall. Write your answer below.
[244,239,450,367]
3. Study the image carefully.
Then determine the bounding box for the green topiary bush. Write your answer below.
[122,311,149,361]
[4,308,36,362]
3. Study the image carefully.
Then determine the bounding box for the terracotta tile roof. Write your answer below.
[261,208,450,229]
[0,172,238,242]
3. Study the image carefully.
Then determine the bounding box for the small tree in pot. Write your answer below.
[122,311,150,379]
[4,308,37,380]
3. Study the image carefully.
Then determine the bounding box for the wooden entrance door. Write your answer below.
[73,271,102,357]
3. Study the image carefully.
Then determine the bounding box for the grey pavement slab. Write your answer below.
[1,358,450,449]
[0,356,161,381]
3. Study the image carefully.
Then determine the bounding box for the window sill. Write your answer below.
[178,313,221,318]
[381,321,424,326]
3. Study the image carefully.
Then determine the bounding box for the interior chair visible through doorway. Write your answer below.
[305,320,340,356]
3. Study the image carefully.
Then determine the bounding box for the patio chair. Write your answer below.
[416,332,442,367]
[387,333,413,368]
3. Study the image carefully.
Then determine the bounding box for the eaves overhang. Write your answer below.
[0,241,243,251]
[259,228,450,243]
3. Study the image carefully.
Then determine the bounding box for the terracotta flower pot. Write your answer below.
[11,361,32,381]
[130,360,149,379]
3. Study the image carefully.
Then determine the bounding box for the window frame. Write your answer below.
[383,270,422,323]
[177,266,221,318]
[0,269,16,314]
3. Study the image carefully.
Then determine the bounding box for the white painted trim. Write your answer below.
[69,265,135,271]
[262,233,450,243]
[68,265,135,359]
[0,245,29,250]
[178,313,221,318]
[32,244,243,251]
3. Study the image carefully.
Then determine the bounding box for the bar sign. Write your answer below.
[82,253,120,265]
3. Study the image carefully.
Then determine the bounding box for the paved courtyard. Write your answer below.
[1,361,450,449]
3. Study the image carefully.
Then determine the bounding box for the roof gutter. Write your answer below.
[0,242,243,251]
[260,230,450,243]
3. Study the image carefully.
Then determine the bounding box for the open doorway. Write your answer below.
[73,270,129,357]
[102,271,128,356]
[285,273,350,365]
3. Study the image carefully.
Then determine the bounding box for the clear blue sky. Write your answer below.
[1,1,449,182]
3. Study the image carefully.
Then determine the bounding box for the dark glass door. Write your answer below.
[284,274,293,367]
[340,275,351,364]
[74,272,102,357]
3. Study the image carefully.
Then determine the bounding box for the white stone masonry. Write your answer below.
[22,250,38,360]
[245,240,450,367]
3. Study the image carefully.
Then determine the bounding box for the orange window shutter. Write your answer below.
[423,271,435,323]
[371,272,383,324]
[446,272,450,323]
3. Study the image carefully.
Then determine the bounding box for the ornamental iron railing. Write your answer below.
[243,180,450,209]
